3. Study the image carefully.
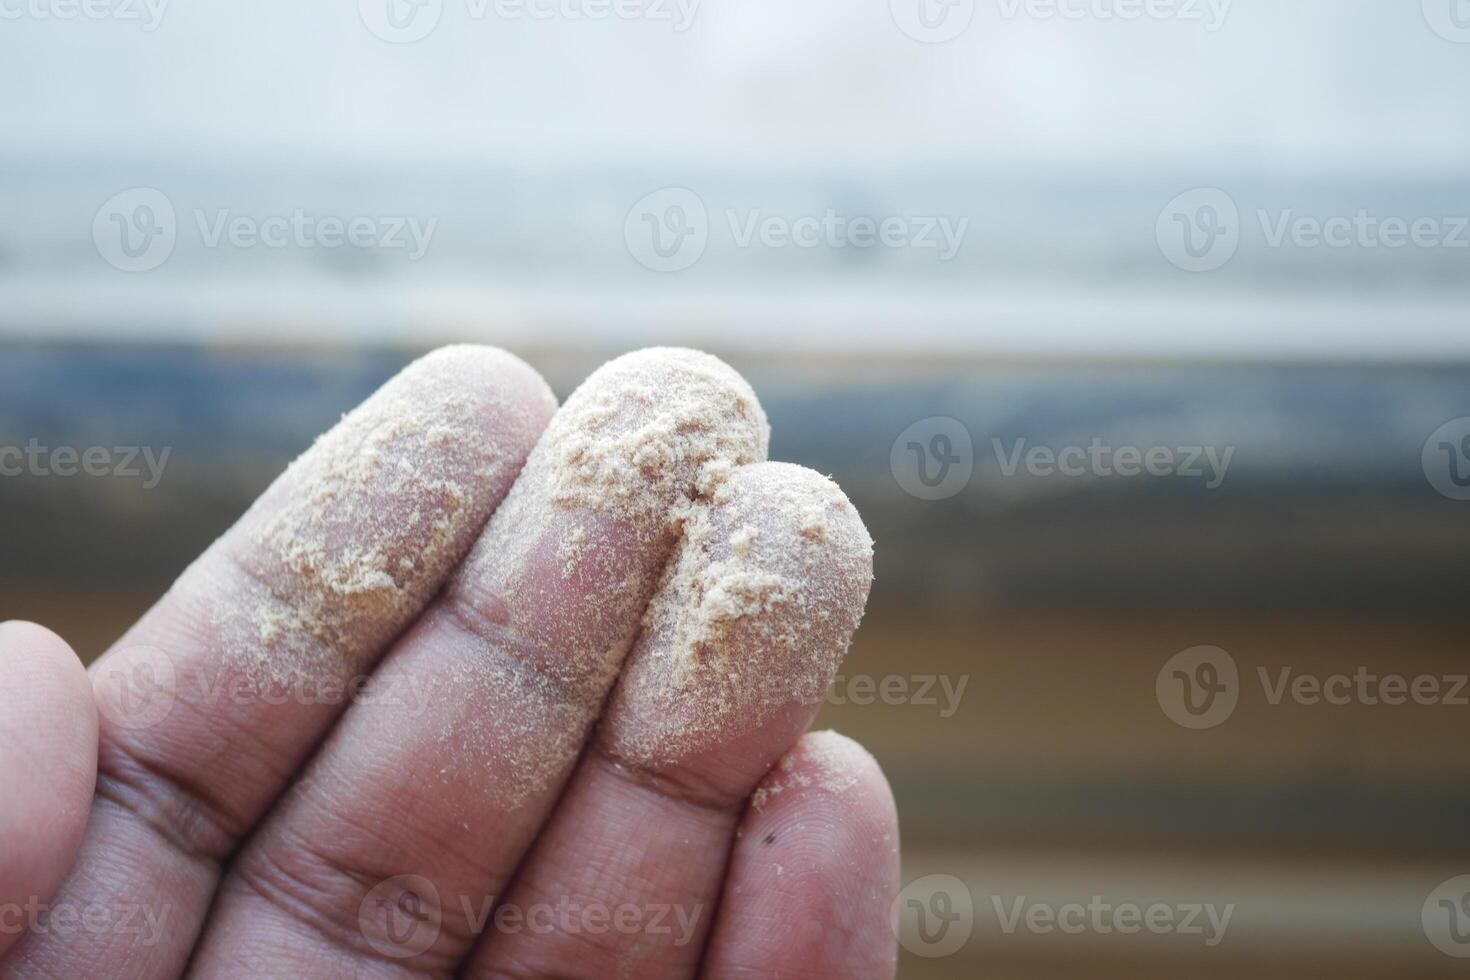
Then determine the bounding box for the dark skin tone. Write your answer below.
[0,347,898,979]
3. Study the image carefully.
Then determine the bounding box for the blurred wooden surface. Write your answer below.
[6,588,1465,977]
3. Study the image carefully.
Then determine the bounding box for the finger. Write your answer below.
[1,346,555,979]
[0,622,98,959]
[465,462,873,980]
[184,349,770,976]
[699,731,900,980]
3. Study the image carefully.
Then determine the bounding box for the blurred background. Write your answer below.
[3,1,1470,976]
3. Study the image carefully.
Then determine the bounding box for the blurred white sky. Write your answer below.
[2,1,1468,359]
[3,1,1468,171]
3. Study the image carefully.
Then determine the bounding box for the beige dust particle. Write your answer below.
[729,525,758,557]
[438,348,770,807]
[607,463,874,768]
[201,346,554,684]
[784,730,861,796]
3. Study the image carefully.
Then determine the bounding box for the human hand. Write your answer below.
[0,347,897,978]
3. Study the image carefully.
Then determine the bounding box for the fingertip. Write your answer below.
[603,462,874,774]
[570,346,771,467]
[0,620,97,732]
[756,730,900,847]
[704,730,901,980]
[720,461,875,591]
[0,622,98,954]
[406,343,559,437]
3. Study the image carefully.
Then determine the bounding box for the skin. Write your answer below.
[0,346,899,979]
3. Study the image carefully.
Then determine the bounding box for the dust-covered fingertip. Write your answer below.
[602,462,875,770]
